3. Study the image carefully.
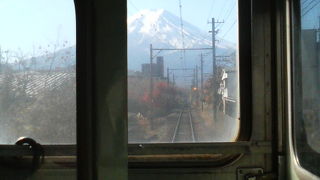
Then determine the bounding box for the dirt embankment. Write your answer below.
[192,105,239,142]
[128,106,239,143]
[128,112,180,143]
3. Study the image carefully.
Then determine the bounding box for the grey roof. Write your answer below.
[0,71,75,97]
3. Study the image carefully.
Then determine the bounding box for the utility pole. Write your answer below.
[208,18,223,75]
[200,54,204,111]
[173,72,175,87]
[193,68,196,88]
[195,66,199,106]
[209,18,224,120]
[167,67,170,86]
[195,65,198,90]
[0,47,2,73]
[150,44,153,101]
[211,18,216,76]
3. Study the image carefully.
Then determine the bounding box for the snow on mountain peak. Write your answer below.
[128,9,214,48]
[128,9,165,34]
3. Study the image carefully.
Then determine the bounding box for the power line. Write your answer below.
[219,2,236,30]
[302,0,317,11]
[217,0,230,20]
[128,0,140,13]
[180,29,211,44]
[302,0,320,17]
[207,0,216,21]
[221,19,237,39]
[302,0,312,6]
[216,0,231,28]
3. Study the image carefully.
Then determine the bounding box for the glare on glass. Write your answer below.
[0,0,76,144]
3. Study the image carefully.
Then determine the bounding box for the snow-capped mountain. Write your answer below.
[128,9,236,71]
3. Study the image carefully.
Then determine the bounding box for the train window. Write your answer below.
[128,0,240,143]
[292,0,320,176]
[0,0,76,144]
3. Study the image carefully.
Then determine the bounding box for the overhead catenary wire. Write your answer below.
[178,0,186,66]
[216,0,231,29]
[302,0,318,12]
[207,0,216,22]
[128,0,141,13]
[218,2,236,30]
[302,0,320,17]
[175,18,212,43]
[221,19,237,39]
[302,0,312,6]
[217,0,230,21]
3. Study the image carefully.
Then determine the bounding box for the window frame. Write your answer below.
[289,0,320,178]
[128,0,254,167]
[0,0,78,162]
[0,0,278,177]
[0,0,78,171]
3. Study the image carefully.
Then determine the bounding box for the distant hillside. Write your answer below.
[128,9,236,72]
[10,46,76,71]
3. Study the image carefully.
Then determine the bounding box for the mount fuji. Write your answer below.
[128,9,236,72]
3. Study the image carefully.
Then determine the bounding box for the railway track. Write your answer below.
[171,108,196,143]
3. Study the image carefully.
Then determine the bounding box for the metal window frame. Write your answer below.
[288,0,320,178]
[128,0,254,167]
[0,0,78,164]
[0,0,79,173]
[0,2,128,179]
[0,0,279,178]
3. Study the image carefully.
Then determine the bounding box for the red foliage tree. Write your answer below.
[141,82,182,115]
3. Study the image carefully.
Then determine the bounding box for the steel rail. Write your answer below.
[171,110,183,143]
[188,110,195,142]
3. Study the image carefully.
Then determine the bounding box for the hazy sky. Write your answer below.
[0,0,76,55]
[0,0,239,56]
[0,0,319,55]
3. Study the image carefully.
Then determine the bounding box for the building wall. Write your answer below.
[141,56,164,78]
[156,56,164,78]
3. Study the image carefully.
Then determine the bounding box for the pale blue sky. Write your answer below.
[0,0,76,55]
[0,0,239,55]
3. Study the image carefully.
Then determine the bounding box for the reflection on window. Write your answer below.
[127,0,239,143]
[0,0,76,144]
[294,0,320,176]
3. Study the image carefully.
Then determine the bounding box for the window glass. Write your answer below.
[293,0,320,176]
[127,0,239,143]
[0,0,76,144]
